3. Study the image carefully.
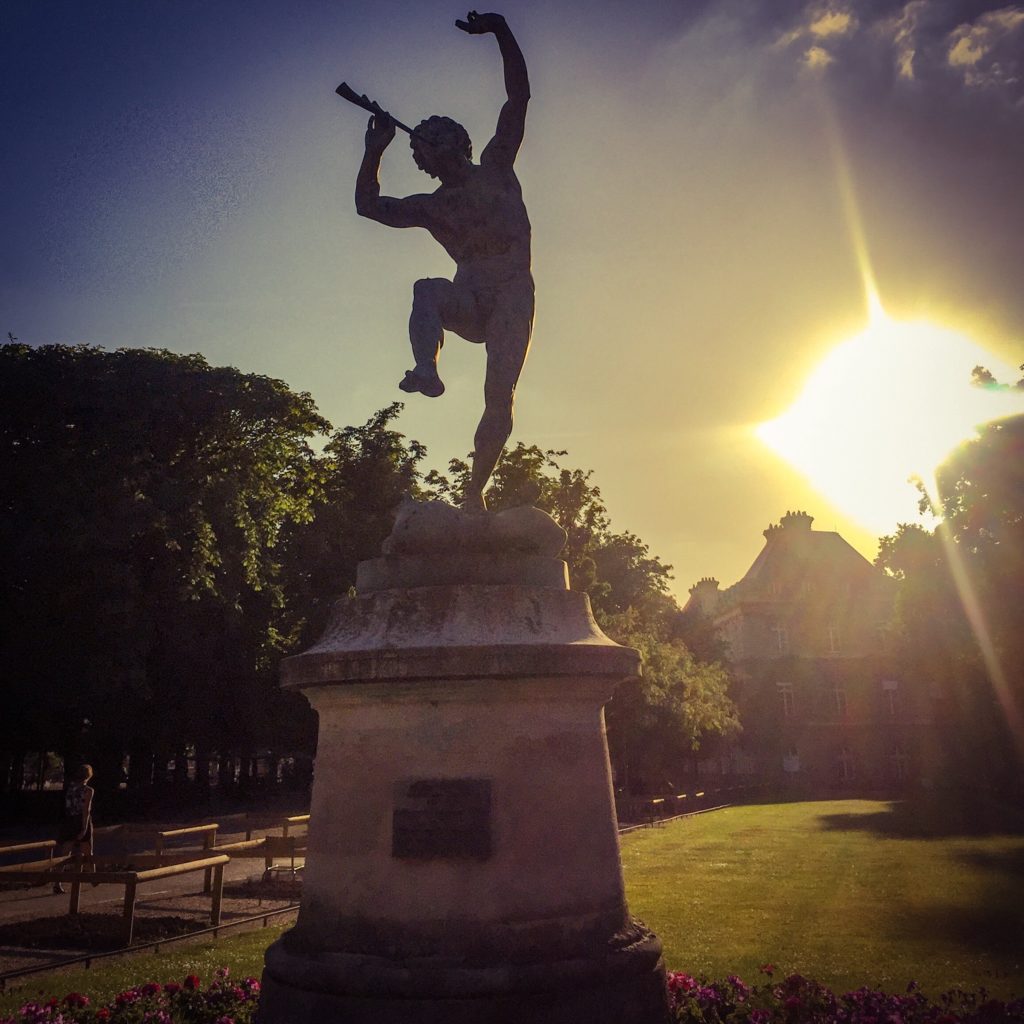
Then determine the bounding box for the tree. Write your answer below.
[877,404,1024,798]
[0,344,329,797]
[281,403,428,646]
[428,443,740,790]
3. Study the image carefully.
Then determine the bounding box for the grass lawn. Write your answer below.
[0,925,287,1016]
[622,799,1024,999]
[2,799,1022,1013]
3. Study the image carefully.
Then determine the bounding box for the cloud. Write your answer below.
[804,44,837,70]
[714,0,1024,113]
[946,6,1024,89]
[809,8,858,37]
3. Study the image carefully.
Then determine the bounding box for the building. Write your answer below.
[685,511,943,792]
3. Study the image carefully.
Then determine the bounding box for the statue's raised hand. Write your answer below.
[455,11,506,34]
[364,108,395,151]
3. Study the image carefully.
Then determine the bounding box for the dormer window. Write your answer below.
[833,684,847,716]
[777,681,795,717]
[882,679,899,718]
[772,623,789,654]
[837,746,856,782]
[827,623,841,654]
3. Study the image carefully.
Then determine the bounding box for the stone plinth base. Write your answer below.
[257,502,670,1023]
[260,917,668,1024]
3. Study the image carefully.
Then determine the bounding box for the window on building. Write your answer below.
[772,623,789,654]
[889,742,908,782]
[833,684,847,716]
[777,681,795,717]
[837,746,856,783]
[782,747,801,773]
[882,679,899,719]
[827,623,841,654]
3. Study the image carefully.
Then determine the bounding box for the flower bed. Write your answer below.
[3,966,1021,1023]
[1,969,258,1024]
[668,967,1024,1023]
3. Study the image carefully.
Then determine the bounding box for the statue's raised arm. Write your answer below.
[456,11,530,168]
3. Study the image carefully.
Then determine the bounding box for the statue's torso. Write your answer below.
[427,163,531,283]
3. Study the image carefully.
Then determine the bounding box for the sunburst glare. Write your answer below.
[756,308,1024,535]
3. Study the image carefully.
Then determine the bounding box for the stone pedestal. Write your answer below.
[258,503,669,1023]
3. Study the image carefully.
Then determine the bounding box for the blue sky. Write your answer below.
[4,0,1024,594]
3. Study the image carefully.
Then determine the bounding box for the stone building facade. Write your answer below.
[685,511,944,793]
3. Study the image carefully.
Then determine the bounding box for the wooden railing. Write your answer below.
[0,854,229,944]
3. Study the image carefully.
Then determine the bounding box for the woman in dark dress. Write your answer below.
[53,763,94,894]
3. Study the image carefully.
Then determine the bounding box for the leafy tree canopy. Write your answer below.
[1,344,330,780]
[428,442,740,790]
[877,371,1024,792]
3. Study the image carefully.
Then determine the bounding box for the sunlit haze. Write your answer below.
[757,309,1024,534]
[3,0,1023,594]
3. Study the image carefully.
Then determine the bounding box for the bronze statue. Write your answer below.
[344,11,532,512]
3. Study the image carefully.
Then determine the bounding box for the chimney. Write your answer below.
[687,577,720,615]
[780,510,814,531]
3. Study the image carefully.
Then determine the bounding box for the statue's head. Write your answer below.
[411,116,472,178]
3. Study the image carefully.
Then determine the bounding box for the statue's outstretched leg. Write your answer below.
[464,292,533,512]
[402,278,451,398]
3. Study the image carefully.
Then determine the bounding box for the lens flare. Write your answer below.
[756,310,1023,535]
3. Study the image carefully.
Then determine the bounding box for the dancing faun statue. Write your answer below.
[344,11,533,512]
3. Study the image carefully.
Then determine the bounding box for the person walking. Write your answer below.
[53,763,94,895]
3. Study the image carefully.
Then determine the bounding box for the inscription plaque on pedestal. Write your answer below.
[392,778,492,860]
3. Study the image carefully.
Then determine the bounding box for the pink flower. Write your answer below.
[759,963,776,977]
[666,971,698,992]
[96,1011,110,1021]
[183,974,200,991]
[141,982,161,997]
[61,993,88,1008]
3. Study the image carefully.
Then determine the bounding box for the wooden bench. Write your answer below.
[218,835,307,876]
[244,813,310,841]
[0,854,229,944]
[643,797,666,827]
[281,814,309,837]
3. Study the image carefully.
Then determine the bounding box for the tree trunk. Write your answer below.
[195,745,211,791]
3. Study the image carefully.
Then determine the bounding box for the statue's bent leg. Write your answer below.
[401,277,454,398]
[466,294,534,511]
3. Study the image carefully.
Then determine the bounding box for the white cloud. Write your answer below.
[809,9,857,37]
[947,6,1024,88]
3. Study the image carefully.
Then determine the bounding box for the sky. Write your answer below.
[3,0,1024,600]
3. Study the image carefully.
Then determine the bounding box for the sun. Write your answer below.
[756,305,1024,535]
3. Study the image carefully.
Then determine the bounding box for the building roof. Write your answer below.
[686,510,893,618]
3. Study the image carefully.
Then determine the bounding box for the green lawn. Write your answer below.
[622,799,1024,998]
[2,799,1022,1013]
[0,926,285,1015]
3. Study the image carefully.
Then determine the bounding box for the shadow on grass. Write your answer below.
[892,893,1024,960]
[817,797,1024,840]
